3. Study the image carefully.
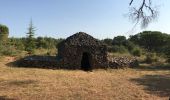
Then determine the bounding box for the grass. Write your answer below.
[0,57,170,100]
[108,52,132,57]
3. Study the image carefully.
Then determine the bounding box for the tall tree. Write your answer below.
[25,20,36,54]
[0,24,9,43]
[112,36,127,46]
[129,31,169,52]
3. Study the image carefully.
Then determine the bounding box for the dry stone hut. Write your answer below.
[57,32,108,70]
[19,32,138,70]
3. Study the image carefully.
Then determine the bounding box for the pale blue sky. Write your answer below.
[0,0,169,39]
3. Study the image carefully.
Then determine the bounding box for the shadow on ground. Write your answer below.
[131,74,170,97]
[5,55,170,71]
[132,64,170,71]
[8,80,37,87]
[0,96,15,100]
[6,55,61,70]
[0,79,38,88]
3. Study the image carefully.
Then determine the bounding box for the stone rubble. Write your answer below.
[108,56,139,68]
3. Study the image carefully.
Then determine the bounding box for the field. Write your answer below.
[0,57,170,100]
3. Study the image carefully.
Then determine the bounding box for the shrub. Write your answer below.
[131,47,142,57]
[112,36,126,46]
[0,24,9,43]
[0,44,18,56]
[145,53,158,64]
[164,45,170,63]
[111,45,128,53]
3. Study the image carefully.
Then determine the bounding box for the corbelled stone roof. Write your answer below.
[62,32,104,46]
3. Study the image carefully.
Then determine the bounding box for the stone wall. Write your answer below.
[58,45,108,69]
[108,56,139,68]
[18,56,62,69]
[18,55,138,69]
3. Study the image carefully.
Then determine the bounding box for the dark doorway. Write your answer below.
[81,52,92,71]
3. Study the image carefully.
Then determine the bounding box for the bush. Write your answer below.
[0,44,18,56]
[112,36,126,46]
[111,45,128,53]
[124,41,136,52]
[164,46,170,63]
[131,47,142,57]
[0,24,9,42]
[145,53,158,64]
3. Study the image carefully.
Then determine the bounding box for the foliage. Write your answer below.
[145,53,158,64]
[36,37,64,49]
[102,38,113,46]
[9,37,25,50]
[0,25,169,63]
[0,24,9,43]
[111,45,128,53]
[131,47,142,57]
[129,31,170,52]
[25,20,36,54]
[164,45,170,63]
[112,36,126,46]
[123,40,136,52]
[0,44,19,56]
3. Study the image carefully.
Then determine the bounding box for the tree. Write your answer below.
[129,31,170,52]
[165,46,170,62]
[129,0,158,28]
[25,20,36,54]
[36,37,49,49]
[0,24,9,43]
[112,36,127,46]
[102,38,113,46]
[164,38,170,62]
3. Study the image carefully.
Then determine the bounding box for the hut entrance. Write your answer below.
[81,52,92,71]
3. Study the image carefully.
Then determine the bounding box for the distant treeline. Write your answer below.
[0,24,170,62]
[8,37,64,50]
[102,31,170,62]
[102,31,170,53]
[0,37,64,56]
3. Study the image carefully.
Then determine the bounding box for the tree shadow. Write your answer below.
[0,79,38,88]
[131,74,170,97]
[0,96,15,100]
[8,80,37,87]
[133,64,170,71]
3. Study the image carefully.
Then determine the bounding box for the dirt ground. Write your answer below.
[0,56,170,100]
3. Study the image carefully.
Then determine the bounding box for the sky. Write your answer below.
[0,0,169,39]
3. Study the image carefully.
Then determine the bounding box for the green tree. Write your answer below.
[164,39,170,62]
[0,24,9,44]
[129,31,169,52]
[112,36,126,46]
[166,46,170,63]
[36,37,48,49]
[25,20,36,54]
[131,47,142,57]
[102,38,113,46]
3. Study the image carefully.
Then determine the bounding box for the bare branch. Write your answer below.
[129,0,134,5]
[129,0,159,28]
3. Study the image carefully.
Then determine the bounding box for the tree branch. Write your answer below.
[129,0,158,28]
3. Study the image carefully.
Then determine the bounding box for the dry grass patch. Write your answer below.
[0,57,170,100]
